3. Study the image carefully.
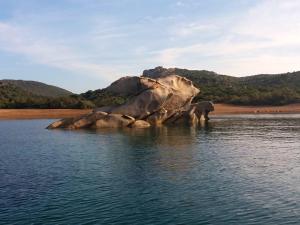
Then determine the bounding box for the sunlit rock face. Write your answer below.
[107,75,199,119]
[47,74,214,130]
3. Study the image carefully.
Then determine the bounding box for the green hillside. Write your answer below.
[1,79,72,97]
[82,67,300,107]
[80,89,128,107]
[142,67,300,105]
[0,81,93,109]
[1,68,300,109]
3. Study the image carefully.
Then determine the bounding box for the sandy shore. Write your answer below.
[0,104,299,119]
[0,109,91,119]
[211,103,300,115]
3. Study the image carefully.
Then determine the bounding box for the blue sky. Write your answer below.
[1,0,300,93]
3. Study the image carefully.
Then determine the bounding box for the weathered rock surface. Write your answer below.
[47,74,214,130]
[105,76,150,96]
[46,117,74,129]
[46,111,107,129]
[71,111,108,129]
[93,114,135,128]
[104,75,199,120]
[129,120,151,128]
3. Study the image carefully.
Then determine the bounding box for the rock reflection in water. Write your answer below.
[92,123,211,181]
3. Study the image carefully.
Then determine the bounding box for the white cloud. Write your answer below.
[1,0,300,83]
[235,0,300,45]
[171,22,218,37]
[0,22,120,81]
[157,0,300,75]
[175,1,185,7]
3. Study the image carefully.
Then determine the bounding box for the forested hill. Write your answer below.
[1,68,300,108]
[0,80,93,109]
[142,67,300,105]
[1,80,72,97]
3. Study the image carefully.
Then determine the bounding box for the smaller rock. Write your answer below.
[71,111,107,129]
[122,114,135,121]
[46,117,78,129]
[191,101,214,121]
[93,114,135,128]
[46,119,65,129]
[129,120,151,128]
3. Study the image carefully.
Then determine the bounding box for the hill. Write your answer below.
[0,80,93,109]
[1,79,72,97]
[1,68,300,108]
[142,67,300,105]
[81,67,300,107]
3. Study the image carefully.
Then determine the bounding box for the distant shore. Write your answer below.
[0,109,91,119]
[211,103,300,115]
[0,103,299,119]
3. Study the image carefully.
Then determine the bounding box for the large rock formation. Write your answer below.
[47,74,214,129]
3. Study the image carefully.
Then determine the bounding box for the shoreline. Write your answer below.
[0,109,91,120]
[0,103,299,119]
[211,103,300,115]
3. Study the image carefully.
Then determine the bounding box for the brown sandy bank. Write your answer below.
[0,103,299,119]
[211,103,300,115]
[0,109,92,119]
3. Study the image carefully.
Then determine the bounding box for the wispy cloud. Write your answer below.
[0,22,120,81]
[156,0,300,75]
[170,22,218,37]
[1,0,300,91]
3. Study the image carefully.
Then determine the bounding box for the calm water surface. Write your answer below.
[0,114,299,225]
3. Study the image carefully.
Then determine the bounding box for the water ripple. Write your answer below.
[0,115,299,224]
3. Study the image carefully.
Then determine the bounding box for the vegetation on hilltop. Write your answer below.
[144,67,300,106]
[1,68,300,109]
[0,82,94,109]
[1,80,72,97]
[80,89,128,107]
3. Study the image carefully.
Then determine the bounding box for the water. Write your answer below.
[0,114,299,225]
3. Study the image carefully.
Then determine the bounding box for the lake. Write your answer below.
[0,114,299,225]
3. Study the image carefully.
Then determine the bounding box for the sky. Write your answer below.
[1,0,300,93]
